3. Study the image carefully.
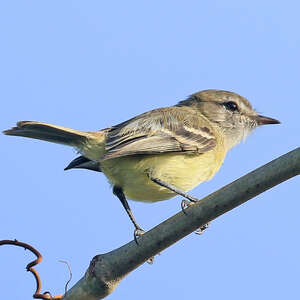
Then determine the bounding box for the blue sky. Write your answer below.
[1,1,299,299]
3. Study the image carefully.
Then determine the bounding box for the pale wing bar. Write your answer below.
[102,108,216,161]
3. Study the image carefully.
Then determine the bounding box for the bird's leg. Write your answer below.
[113,186,145,244]
[148,176,209,234]
[149,176,199,203]
[113,186,156,264]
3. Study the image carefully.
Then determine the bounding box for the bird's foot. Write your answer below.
[180,199,210,234]
[134,228,156,264]
[194,222,210,235]
[147,256,155,265]
[134,228,146,244]
[181,199,197,214]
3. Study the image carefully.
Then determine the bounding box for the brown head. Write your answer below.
[177,89,280,150]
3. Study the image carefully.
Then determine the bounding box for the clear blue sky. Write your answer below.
[1,1,299,299]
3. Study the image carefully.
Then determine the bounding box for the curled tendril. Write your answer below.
[0,239,64,300]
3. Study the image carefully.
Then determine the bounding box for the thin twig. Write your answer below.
[58,260,72,294]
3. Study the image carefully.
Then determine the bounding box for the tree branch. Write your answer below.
[61,147,299,299]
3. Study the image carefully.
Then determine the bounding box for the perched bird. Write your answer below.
[3,89,280,239]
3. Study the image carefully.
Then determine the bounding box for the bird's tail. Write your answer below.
[3,121,105,159]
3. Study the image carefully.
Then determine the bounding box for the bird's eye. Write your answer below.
[223,101,238,111]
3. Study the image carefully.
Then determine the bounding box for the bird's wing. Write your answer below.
[101,107,217,160]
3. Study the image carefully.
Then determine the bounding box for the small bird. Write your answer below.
[3,90,280,239]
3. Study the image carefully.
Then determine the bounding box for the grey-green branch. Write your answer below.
[63,147,300,300]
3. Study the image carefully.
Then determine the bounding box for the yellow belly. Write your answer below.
[101,149,225,202]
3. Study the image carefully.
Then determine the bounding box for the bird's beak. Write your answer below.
[255,115,280,125]
[64,156,101,172]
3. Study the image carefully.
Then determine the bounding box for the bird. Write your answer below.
[3,89,280,239]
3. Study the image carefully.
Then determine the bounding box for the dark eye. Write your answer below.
[223,101,238,111]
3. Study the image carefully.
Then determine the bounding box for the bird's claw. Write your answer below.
[181,199,196,214]
[180,199,210,234]
[147,256,155,264]
[134,228,146,245]
[133,228,156,264]
[194,222,210,235]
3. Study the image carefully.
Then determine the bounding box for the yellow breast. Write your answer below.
[101,144,226,202]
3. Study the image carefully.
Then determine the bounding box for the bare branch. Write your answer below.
[2,148,299,300]
[0,239,63,300]
[63,147,300,300]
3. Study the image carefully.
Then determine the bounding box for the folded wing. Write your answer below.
[102,107,217,160]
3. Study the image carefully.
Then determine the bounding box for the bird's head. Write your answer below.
[177,89,280,150]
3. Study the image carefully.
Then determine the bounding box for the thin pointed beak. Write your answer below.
[64,156,101,172]
[256,115,280,125]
